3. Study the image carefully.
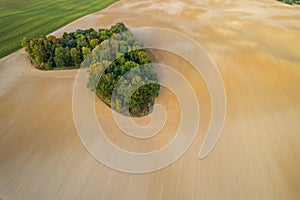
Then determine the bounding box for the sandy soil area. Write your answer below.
[1,0,300,199]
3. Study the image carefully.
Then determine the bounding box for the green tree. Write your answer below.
[82,47,91,60]
[70,48,81,67]
[89,38,99,49]
[54,47,66,67]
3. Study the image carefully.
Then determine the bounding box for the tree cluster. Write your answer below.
[21,23,129,70]
[277,0,300,4]
[22,22,160,117]
[87,30,160,117]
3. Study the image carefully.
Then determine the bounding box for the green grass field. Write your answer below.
[0,0,118,58]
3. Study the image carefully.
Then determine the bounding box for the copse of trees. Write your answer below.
[277,0,300,4]
[22,23,160,117]
[21,23,129,70]
[87,29,160,117]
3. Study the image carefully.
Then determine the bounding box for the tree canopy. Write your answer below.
[277,0,300,4]
[21,23,130,70]
[22,23,160,117]
[86,28,160,117]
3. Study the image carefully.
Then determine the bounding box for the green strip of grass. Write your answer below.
[0,0,118,58]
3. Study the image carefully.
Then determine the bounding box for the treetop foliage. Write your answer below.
[22,23,160,117]
[277,0,300,4]
[21,22,129,70]
[86,26,160,117]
